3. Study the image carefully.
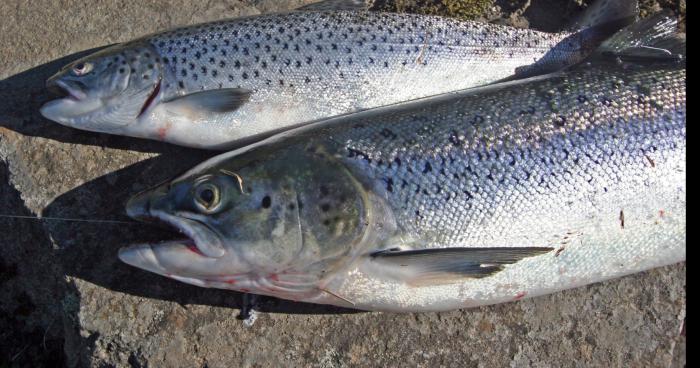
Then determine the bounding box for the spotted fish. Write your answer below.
[40,0,637,149]
[118,14,685,312]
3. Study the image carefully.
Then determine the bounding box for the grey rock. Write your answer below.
[0,1,685,367]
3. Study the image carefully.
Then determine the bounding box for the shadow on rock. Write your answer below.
[0,160,65,367]
[43,152,361,315]
[0,46,174,154]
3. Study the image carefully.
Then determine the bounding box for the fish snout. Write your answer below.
[126,184,174,222]
[46,72,61,93]
[126,189,155,221]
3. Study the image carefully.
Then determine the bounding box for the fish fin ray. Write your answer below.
[596,12,685,63]
[162,88,252,120]
[568,0,638,33]
[368,247,553,286]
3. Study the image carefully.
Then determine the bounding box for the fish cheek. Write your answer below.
[230,183,304,271]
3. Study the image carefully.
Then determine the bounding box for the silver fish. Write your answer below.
[119,14,685,312]
[40,0,637,149]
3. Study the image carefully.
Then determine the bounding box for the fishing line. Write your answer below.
[0,214,140,225]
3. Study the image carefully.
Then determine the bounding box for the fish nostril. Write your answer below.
[46,74,61,91]
[126,191,153,221]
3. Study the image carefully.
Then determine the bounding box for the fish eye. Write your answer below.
[194,182,221,213]
[72,62,93,76]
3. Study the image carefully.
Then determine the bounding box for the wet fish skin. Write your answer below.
[41,2,636,149]
[119,15,685,312]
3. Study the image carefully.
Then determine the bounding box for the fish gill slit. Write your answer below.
[137,78,162,118]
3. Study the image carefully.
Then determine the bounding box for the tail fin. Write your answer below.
[596,12,685,63]
[569,0,638,33]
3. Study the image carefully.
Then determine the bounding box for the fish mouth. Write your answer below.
[40,77,102,123]
[119,200,227,278]
[121,190,226,264]
[47,78,87,101]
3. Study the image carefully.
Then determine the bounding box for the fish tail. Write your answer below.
[595,11,685,63]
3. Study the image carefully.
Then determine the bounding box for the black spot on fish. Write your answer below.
[262,196,271,209]
[380,128,396,139]
[384,178,394,193]
[554,116,567,127]
[423,162,432,174]
[463,190,474,200]
[449,131,462,146]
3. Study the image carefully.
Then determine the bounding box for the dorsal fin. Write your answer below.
[569,0,638,33]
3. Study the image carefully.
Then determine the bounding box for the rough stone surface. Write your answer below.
[0,1,685,367]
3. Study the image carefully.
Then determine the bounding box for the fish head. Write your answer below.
[40,42,162,133]
[119,146,373,297]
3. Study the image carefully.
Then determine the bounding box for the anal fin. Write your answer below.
[368,247,553,286]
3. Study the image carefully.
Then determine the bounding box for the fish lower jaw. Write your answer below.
[118,238,200,275]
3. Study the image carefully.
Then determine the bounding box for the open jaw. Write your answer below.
[118,207,228,283]
[40,79,102,122]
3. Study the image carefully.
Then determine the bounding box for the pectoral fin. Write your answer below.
[162,88,252,121]
[368,247,553,286]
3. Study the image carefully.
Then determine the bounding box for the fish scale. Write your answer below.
[151,11,582,101]
[328,65,685,249]
[42,2,639,148]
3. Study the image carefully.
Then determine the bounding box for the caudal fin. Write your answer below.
[596,12,685,63]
